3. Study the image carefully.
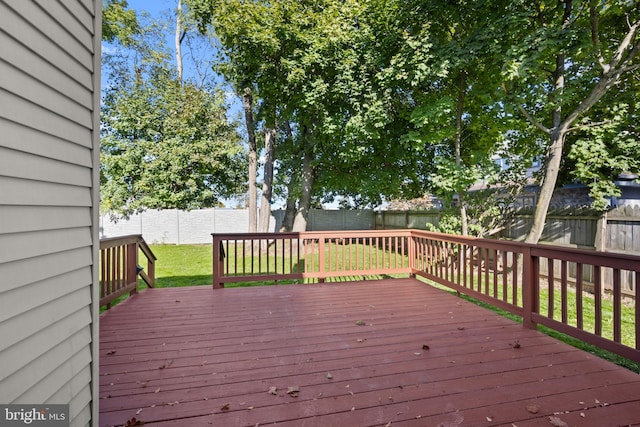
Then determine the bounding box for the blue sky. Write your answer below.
[127,0,174,18]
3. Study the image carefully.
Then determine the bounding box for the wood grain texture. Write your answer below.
[99,279,640,427]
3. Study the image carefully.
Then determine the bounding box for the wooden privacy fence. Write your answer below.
[100,234,156,309]
[212,230,640,363]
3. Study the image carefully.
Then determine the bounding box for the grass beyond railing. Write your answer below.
[100,234,156,309]
[213,230,412,286]
[213,230,639,364]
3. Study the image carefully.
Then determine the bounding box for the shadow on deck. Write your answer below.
[99,278,640,427]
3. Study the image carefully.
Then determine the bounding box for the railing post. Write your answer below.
[522,246,538,329]
[147,256,155,286]
[126,242,138,296]
[318,233,325,283]
[408,231,416,277]
[212,235,225,289]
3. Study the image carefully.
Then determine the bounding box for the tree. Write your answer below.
[380,0,521,236]
[497,0,640,243]
[188,1,439,230]
[102,0,140,46]
[101,5,247,218]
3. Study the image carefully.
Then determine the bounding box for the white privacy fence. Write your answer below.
[99,208,376,244]
[100,209,254,244]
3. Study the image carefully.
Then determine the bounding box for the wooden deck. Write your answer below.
[99,278,640,427]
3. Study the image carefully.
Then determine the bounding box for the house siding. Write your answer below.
[0,1,100,426]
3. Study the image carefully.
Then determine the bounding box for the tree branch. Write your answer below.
[566,120,611,132]
[562,19,640,127]
[589,0,608,72]
[517,103,551,134]
[502,82,551,134]
[608,19,640,71]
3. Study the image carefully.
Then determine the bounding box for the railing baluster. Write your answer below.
[501,251,508,302]
[547,258,555,319]
[576,263,583,330]
[636,271,639,350]
[561,260,568,324]
[462,244,468,288]
[594,265,602,336]
[484,247,490,296]
[613,268,622,343]
[492,248,498,298]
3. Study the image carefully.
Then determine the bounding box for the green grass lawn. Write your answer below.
[149,244,212,287]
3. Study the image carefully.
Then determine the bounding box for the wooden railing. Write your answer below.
[213,230,413,286]
[212,230,639,363]
[100,234,156,309]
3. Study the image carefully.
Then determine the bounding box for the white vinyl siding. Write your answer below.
[0,1,100,426]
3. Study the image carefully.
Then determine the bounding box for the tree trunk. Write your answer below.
[175,0,185,82]
[525,46,565,244]
[280,181,297,232]
[280,121,299,232]
[455,71,468,236]
[259,127,276,232]
[292,145,315,232]
[525,129,566,243]
[244,88,257,233]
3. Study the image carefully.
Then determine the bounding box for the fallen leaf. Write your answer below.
[136,409,143,415]
[526,404,540,414]
[511,340,521,349]
[487,416,493,422]
[154,388,161,394]
[356,338,366,343]
[124,418,144,426]
[355,320,366,326]
[220,403,230,411]
[327,372,333,380]
[422,344,430,350]
[548,416,568,427]
[580,413,585,418]
[107,350,117,355]
[268,386,277,395]
[287,386,300,396]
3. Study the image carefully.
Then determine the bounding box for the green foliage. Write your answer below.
[569,101,640,210]
[102,0,140,45]
[101,73,246,217]
[100,11,247,218]
[188,0,638,228]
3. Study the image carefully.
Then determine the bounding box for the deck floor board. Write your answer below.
[100,278,640,426]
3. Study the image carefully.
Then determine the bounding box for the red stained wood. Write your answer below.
[99,278,640,427]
